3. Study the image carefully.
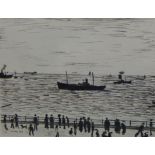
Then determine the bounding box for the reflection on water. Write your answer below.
[1,74,155,121]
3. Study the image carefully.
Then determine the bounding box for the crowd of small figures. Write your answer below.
[2,114,153,137]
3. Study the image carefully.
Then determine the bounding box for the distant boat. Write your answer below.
[0,65,13,79]
[24,71,37,75]
[57,72,106,91]
[114,71,132,84]
[57,82,106,90]
[0,73,13,79]
[114,80,132,84]
[135,75,146,80]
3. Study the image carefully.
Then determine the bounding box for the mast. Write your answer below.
[92,72,94,85]
[65,71,68,84]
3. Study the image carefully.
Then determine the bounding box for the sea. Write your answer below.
[0,18,155,121]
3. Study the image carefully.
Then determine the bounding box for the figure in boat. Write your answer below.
[80,78,89,86]
[114,71,132,84]
[0,64,13,78]
[1,64,7,74]
[118,73,123,81]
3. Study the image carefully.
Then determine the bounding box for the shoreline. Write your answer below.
[1,114,154,137]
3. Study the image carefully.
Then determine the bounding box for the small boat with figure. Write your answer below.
[0,65,13,79]
[113,71,132,84]
[57,72,106,91]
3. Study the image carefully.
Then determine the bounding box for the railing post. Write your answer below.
[130,120,131,126]
[25,116,27,124]
[102,119,103,127]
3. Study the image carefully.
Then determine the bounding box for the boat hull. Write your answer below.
[0,73,13,79]
[113,80,132,84]
[57,82,106,90]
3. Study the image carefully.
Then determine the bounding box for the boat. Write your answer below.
[113,71,132,84]
[57,72,106,91]
[24,71,37,75]
[135,75,146,80]
[0,65,13,79]
[0,73,13,79]
[57,82,106,90]
[114,80,132,84]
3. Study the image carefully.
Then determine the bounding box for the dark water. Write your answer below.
[1,74,155,121]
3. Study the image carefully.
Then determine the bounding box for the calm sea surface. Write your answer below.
[0,19,155,121]
[0,74,155,121]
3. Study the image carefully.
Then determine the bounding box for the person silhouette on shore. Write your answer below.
[69,128,73,136]
[139,123,145,137]
[73,121,77,135]
[33,114,38,131]
[150,119,153,136]
[4,123,8,130]
[14,114,19,128]
[3,115,7,123]
[66,116,70,128]
[56,131,59,137]
[114,119,121,133]
[79,118,83,133]
[62,115,66,129]
[44,114,49,129]
[10,117,14,128]
[135,123,145,137]
[55,125,58,132]
[3,115,8,130]
[108,132,112,137]
[101,131,107,137]
[121,122,126,135]
[58,114,61,127]
[104,117,110,132]
[50,114,54,129]
[91,121,95,136]
[83,117,87,132]
[95,129,100,137]
[29,124,34,136]
[87,117,91,133]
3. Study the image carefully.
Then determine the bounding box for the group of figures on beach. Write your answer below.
[2,114,153,137]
